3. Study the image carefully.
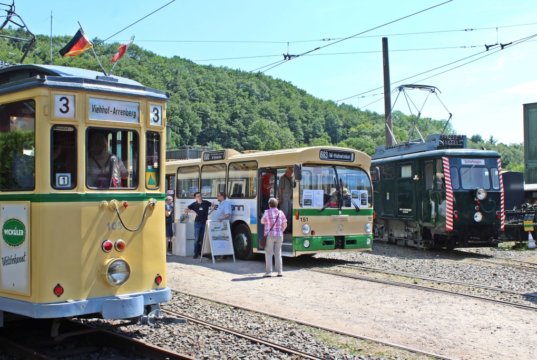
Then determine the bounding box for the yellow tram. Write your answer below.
[0,64,170,322]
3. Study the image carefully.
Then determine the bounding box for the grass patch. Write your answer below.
[304,326,434,359]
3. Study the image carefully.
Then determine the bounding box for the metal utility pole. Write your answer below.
[382,37,393,147]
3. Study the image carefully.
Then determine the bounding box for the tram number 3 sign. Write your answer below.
[54,95,75,119]
[150,104,162,126]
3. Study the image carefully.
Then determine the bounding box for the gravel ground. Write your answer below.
[314,242,537,296]
[90,292,432,360]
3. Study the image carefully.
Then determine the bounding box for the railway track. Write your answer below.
[0,318,192,360]
[168,290,454,360]
[310,265,537,312]
[161,307,324,360]
[448,248,537,271]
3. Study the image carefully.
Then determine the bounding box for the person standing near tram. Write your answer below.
[165,195,174,254]
[212,191,231,222]
[185,192,212,259]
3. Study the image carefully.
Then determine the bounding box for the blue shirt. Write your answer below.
[213,199,232,221]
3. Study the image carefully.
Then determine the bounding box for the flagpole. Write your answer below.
[78,22,107,76]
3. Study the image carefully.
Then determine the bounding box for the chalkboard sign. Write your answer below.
[201,220,236,263]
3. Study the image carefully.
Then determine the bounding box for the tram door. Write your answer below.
[257,168,277,249]
[422,161,435,225]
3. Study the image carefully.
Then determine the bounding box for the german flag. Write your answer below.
[59,29,93,57]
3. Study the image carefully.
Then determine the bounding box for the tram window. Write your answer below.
[450,167,460,190]
[86,128,138,189]
[201,164,226,198]
[460,167,490,190]
[146,131,160,190]
[336,166,372,208]
[425,162,434,190]
[177,166,199,198]
[0,99,35,191]
[401,165,412,178]
[491,168,500,189]
[228,161,257,198]
[300,166,371,208]
[51,126,77,189]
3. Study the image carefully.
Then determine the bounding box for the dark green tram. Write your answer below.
[371,134,504,249]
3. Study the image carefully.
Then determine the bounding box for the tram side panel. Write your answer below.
[29,200,167,306]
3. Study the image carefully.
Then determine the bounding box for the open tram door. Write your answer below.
[257,168,277,250]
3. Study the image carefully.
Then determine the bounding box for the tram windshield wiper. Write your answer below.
[351,199,361,212]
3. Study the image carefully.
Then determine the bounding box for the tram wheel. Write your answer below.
[232,223,254,260]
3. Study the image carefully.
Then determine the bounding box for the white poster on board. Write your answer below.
[201,220,235,263]
[0,203,30,295]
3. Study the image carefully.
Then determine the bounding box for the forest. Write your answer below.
[0,29,524,171]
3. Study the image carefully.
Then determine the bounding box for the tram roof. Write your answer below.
[0,64,168,100]
[371,148,500,164]
[166,146,371,169]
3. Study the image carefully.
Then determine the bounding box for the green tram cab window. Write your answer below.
[0,99,35,191]
[86,128,138,189]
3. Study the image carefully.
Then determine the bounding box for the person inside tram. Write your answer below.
[277,167,293,233]
[87,131,127,188]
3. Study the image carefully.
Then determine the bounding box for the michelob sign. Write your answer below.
[3,218,26,246]
[1,204,30,294]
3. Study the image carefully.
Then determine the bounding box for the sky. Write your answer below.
[11,0,537,144]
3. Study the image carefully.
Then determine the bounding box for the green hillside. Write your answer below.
[0,31,524,170]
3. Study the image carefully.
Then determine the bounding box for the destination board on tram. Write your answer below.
[203,150,226,161]
[319,149,355,162]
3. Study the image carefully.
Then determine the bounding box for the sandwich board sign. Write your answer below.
[201,220,236,263]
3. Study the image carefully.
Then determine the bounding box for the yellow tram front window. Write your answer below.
[51,125,77,189]
[86,128,138,189]
[0,99,35,191]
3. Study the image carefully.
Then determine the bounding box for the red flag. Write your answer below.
[112,37,134,63]
[59,29,93,57]
[112,44,127,63]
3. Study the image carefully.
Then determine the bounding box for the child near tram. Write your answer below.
[261,197,287,277]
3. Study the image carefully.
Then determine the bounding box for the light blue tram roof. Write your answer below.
[0,64,168,100]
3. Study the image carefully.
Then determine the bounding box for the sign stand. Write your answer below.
[200,220,236,263]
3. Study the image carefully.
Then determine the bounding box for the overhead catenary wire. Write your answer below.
[102,0,176,42]
[128,21,537,45]
[193,44,485,62]
[336,31,537,103]
[250,0,453,73]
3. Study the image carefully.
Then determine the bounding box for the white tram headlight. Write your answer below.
[302,223,311,235]
[105,259,131,286]
[303,239,311,248]
[476,188,487,201]
[364,223,372,234]
[473,212,483,223]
